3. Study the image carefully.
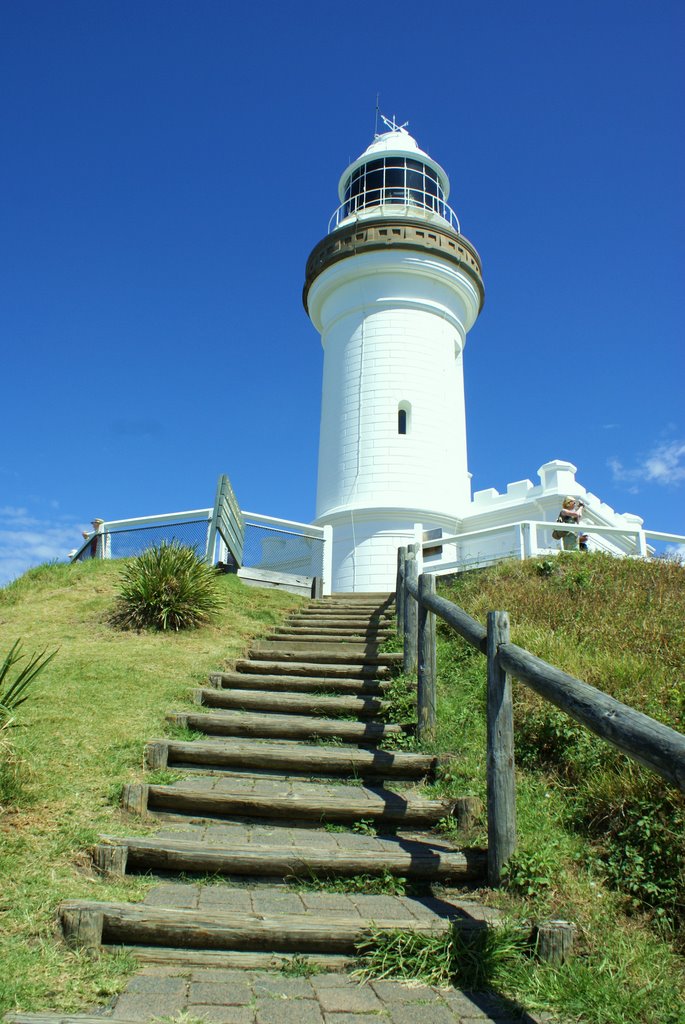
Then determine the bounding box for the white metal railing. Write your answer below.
[418,519,685,576]
[328,196,461,234]
[71,504,332,594]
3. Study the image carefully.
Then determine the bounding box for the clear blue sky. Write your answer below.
[1,0,683,583]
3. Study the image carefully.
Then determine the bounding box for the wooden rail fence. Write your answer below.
[395,545,685,886]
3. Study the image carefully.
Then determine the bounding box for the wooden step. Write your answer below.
[234,659,392,679]
[194,688,386,718]
[284,615,394,626]
[94,833,487,881]
[145,738,437,779]
[269,635,393,646]
[247,645,402,665]
[166,710,408,743]
[209,672,389,695]
[122,781,454,826]
[272,627,394,638]
[60,899,486,955]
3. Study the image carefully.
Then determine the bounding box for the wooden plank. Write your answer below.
[59,900,484,953]
[209,672,389,695]
[162,738,438,778]
[403,551,418,675]
[146,783,456,826]
[487,612,517,886]
[128,949,353,970]
[499,643,685,793]
[396,546,406,637]
[417,573,437,742]
[234,659,392,679]
[194,687,385,718]
[168,710,406,743]
[420,589,487,653]
[95,834,487,880]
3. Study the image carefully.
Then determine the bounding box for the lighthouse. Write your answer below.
[303,119,484,593]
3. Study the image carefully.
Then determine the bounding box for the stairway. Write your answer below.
[59,592,493,970]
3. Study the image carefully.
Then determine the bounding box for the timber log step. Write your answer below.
[193,687,387,718]
[121,781,454,826]
[59,895,495,955]
[247,645,402,665]
[233,658,392,679]
[94,832,487,881]
[208,671,389,695]
[166,710,409,743]
[144,737,437,779]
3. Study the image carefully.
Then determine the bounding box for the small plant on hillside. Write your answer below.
[0,640,56,730]
[380,673,416,723]
[501,845,559,900]
[111,542,223,631]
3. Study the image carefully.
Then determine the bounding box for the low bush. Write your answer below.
[111,542,223,631]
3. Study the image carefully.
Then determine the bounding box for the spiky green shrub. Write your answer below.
[0,640,56,731]
[111,542,223,631]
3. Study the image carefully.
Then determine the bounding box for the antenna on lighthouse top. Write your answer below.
[374,93,380,137]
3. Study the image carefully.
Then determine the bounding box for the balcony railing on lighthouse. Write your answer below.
[328,192,462,234]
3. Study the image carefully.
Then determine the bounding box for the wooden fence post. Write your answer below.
[403,551,418,676]
[417,573,437,742]
[396,546,407,638]
[487,610,516,885]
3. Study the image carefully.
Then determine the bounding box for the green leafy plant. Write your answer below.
[0,640,56,730]
[352,817,378,835]
[501,846,559,899]
[111,542,223,631]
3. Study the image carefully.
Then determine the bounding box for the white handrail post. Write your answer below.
[529,522,538,559]
[635,530,648,558]
[322,525,334,596]
[517,523,526,561]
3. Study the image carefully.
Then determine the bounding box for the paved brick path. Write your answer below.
[107,965,554,1024]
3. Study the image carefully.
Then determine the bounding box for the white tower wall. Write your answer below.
[308,249,480,592]
[304,126,484,592]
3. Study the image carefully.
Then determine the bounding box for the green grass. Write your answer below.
[0,559,302,1016]
[389,553,685,1023]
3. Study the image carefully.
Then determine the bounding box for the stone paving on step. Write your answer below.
[141,882,499,924]
[104,966,555,1023]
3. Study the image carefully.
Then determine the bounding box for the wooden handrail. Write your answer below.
[396,547,685,884]
[498,643,685,792]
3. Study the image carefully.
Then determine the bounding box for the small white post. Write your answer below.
[413,523,424,577]
[322,524,334,596]
[634,530,648,558]
[516,523,526,561]
[528,522,538,558]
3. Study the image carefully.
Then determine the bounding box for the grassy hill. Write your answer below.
[1,553,683,1024]
[0,560,302,1015]
[424,553,685,1022]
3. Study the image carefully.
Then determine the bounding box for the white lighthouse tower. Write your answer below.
[304,119,484,593]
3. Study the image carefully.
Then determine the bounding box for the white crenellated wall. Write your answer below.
[309,248,481,592]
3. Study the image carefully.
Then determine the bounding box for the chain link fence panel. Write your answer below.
[242,522,324,579]
[74,520,209,562]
